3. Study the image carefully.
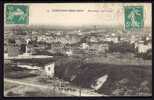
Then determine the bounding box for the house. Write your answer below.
[135,41,152,54]
[50,42,64,54]
[44,62,55,78]
[66,49,73,56]
[105,36,119,43]
[89,36,98,42]
[98,43,109,52]
[89,42,109,53]
[80,43,89,49]
[63,34,80,44]
[85,34,99,43]
[130,35,137,44]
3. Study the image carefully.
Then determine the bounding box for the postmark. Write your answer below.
[5,5,29,24]
[124,6,144,30]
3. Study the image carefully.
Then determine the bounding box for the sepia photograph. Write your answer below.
[4,3,152,97]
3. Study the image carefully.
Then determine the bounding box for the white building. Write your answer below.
[130,35,137,44]
[44,62,55,78]
[66,49,73,56]
[105,36,119,43]
[81,43,89,49]
[135,41,152,54]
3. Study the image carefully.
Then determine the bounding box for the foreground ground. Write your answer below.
[4,53,152,96]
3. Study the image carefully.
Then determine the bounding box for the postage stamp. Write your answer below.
[124,6,144,30]
[5,5,29,24]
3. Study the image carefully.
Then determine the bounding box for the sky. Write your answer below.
[5,3,152,27]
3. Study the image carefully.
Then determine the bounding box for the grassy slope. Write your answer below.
[54,56,152,96]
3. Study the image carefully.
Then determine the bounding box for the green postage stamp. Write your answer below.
[5,5,29,24]
[124,6,144,30]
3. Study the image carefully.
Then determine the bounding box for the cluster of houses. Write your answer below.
[4,29,152,59]
[36,31,81,44]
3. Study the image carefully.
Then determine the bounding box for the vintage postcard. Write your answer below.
[4,3,152,97]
